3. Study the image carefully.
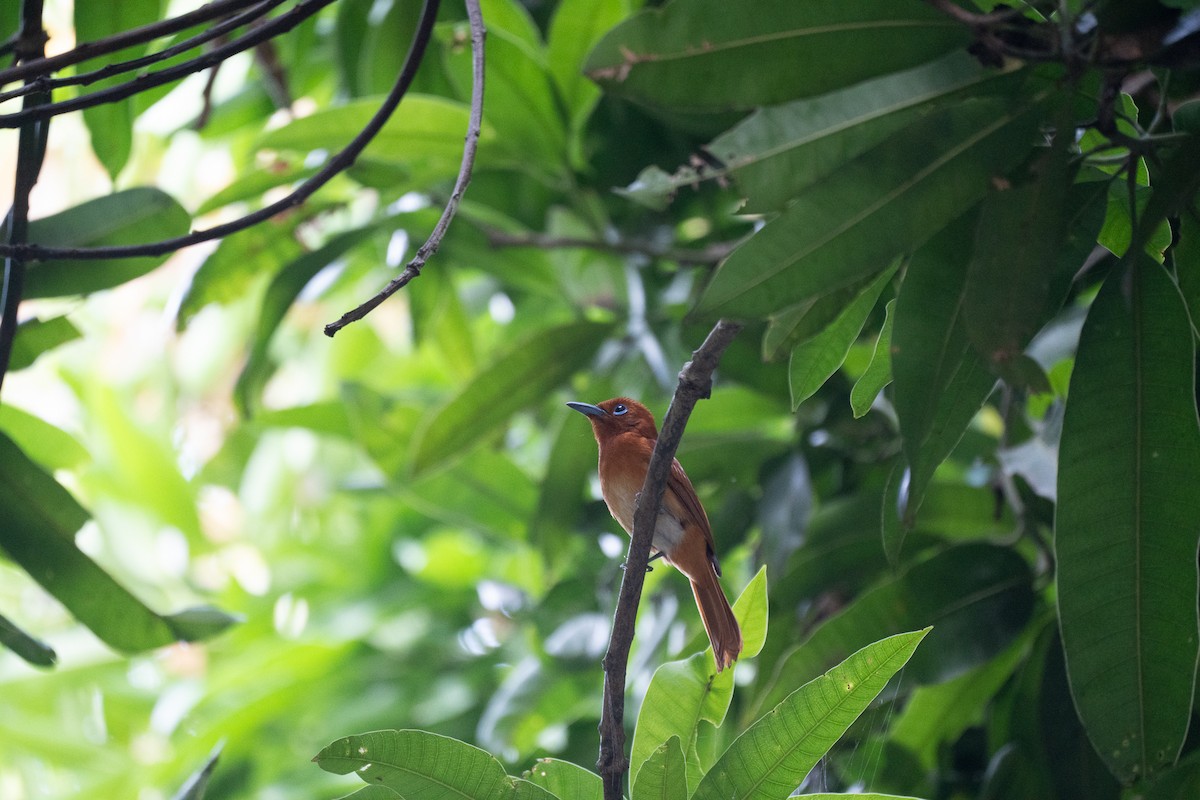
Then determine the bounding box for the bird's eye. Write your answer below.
[613,404,628,416]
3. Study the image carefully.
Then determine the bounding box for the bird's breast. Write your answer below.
[600,459,686,555]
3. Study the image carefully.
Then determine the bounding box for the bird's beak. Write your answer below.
[566,401,606,418]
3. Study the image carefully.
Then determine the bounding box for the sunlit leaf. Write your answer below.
[8,315,80,371]
[692,629,930,800]
[523,758,602,800]
[585,0,966,112]
[25,188,191,298]
[0,432,237,654]
[631,736,687,800]
[1056,257,1200,784]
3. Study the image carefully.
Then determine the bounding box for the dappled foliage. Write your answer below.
[2,0,1200,799]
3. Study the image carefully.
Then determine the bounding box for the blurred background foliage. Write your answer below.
[1,0,1199,798]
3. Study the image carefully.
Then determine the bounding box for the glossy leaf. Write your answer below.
[694,97,1045,319]
[523,758,602,800]
[0,612,56,668]
[0,431,237,654]
[890,214,996,536]
[631,736,687,800]
[787,262,896,409]
[585,0,966,112]
[753,544,1033,718]
[547,0,629,129]
[692,629,930,800]
[1055,257,1200,784]
[24,188,191,298]
[850,298,895,417]
[315,729,525,799]
[410,320,612,476]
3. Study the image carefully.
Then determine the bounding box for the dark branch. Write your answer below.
[483,228,740,266]
[0,0,334,127]
[0,0,263,86]
[596,319,744,800]
[0,0,442,263]
[323,0,487,337]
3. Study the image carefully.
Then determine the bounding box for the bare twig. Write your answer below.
[596,319,744,800]
[484,228,741,266]
[0,0,50,396]
[323,0,486,337]
[0,0,442,263]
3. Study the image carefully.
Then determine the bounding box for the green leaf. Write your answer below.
[631,570,767,793]
[235,224,384,414]
[1055,257,1200,784]
[529,412,598,567]
[692,629,930,800]
[171,745,222,800]
[1176,214,1200,333]
[315,729,518,799]
[850,299,895,417]
[0,611,56,668]
[333,788,403,800]
[787,261,896,409]
[890,213,996,538]
[636,51,1023,213]
[0,431,237,654]
[8,315,80,371]
[0,404,88,471]
[195,163,321,215]
[410,320,612,476]
[404,450,538,541]
[523,758,602,800]
[259,95,492,182]
[24,188,191,298]
[753,544,1033,719]
[631,736,687,800]
[694,96,1045,319]
[584,0,967,112]
[547,0,629,128]
[963,142,1077,371]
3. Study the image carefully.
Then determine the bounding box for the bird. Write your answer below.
[567,397,742,672]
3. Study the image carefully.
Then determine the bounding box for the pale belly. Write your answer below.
[604,469,686,555]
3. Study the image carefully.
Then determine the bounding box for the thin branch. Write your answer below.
[0,0,442,263]
[323,0,486,337]
[0,0,263,86]
[0,0,286,106]
[483,228,740,266]
[0,0,334,127]
[596,319,744,800]
[0,0,50,396]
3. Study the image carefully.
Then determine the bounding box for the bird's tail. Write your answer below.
[690,569,743,672]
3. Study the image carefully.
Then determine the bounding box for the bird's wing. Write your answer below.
[665,457,716,554]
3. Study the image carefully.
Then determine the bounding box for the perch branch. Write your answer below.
[596,319,744,800]
[0,0,442,262]
[323,0,486,337]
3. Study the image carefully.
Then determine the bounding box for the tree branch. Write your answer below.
[596,319,744,800]
[0,0,50,397]
[323,0,486,337]
[483,228,740,266]
[0,0,442,263]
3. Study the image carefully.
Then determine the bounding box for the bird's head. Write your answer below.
[566,397,658,441]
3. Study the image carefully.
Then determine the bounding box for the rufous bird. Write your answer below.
[567,397,742,672]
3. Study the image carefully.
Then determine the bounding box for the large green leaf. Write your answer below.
[1055,257,1200,784]
[629,52,1023,213]
[410,320,612,476]
[631,737,687,800]
[692,629,929,800]
[584,0,966,112]
[850,298,895,417]
[529,411,598,567]
[752,544,1033,719]
[547,0,629,132]
[890,214,996,543]
[315,729,533,799]
[24,188,191,298]
[694,97,1045,319]
[522,758,602,800]
[0,432,237,654]
[8,315,80,371]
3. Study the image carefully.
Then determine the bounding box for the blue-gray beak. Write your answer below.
[566,401,605,418]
